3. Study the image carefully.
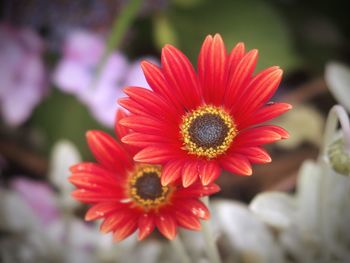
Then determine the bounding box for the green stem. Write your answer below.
[91,0,142,89]
[170,236,191,263]
[201,196,222,263]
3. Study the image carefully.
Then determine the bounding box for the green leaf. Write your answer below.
[30,90,109,159]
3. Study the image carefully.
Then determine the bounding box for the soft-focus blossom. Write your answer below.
[53,30,157,127]
[49,140,82,209]
[325,62,350,113]
[69,109,219,241]
[11,177,60,225]
[119,34,291,187]
[250,159,350,262]
[0,24,46,126]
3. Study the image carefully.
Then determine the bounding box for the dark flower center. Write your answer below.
[129,165,170,208]
[180,106,237,158]
[188,113,229,148]
[134,172,163,200]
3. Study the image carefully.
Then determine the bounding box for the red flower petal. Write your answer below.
[69,163,117,180]
[233,126,283,147]
[70,162,102,173]
[235,147,272,164]
[179,198,210,220]
[226,42,246,76]
[199,161,221,186]
[182,161,200,187]
[224,49,258,107]
[119,116,172,136]
[137,213,155,240]
[141,60,184,113]
[175,210,201,231]
[119,97,147,116]
[235,67,283,117]
[134,146,181,164]
[219,154,252,176]
[123,87,178,122]
[69,173,122,190]
[198,34,227,105]
[72,189,124,203]
[161,160,183,186]
[267,126,289,139]
[162,45,201,110]
[176,183,220,198]
[239,102,292,129]
[113,219,138,242]
[122,132,173,148]
[100,209,134,234]
[86,131,132,172]
[114,109,129,141]
[85,202,125,221]
[155,213,177,240]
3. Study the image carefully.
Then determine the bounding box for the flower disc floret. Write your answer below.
[129,165,171,209]
[181,105,237,158]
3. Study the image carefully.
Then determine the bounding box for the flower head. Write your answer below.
[69,110,219,241]
[119,34,291,187]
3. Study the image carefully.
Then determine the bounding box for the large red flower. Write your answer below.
[119,34,291,187]
[69,110,219,241]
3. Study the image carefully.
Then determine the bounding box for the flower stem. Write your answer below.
[170,235,191,263]
[103,0,142,63]
[322,105,350,155]
[91,0,142,89]
[201,196,222,263]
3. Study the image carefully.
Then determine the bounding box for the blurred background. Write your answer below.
[0,0,350,262]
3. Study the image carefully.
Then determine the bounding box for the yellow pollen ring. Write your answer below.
[128,165,171,209]
[180,105,237,159]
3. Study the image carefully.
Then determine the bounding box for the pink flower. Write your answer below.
[53,30,156,127]
[0,24,47,126]
[11,177,60,225]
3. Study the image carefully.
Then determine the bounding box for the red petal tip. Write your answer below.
[85,130,99,140]
[69,164,79,172]
[210,184,221,194]
[140,60,153,70]
[118,118,128,126]
[160,175,171,186]
[122,86,137,95]
[248,49,259,58]
[246,168,253,176]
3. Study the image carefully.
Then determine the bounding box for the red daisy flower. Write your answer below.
[69,110,219,241]
[119,34,291,187]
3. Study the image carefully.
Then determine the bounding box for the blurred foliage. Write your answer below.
[154,0,301,72]
[276,105,324,149]
[30,90,108,159]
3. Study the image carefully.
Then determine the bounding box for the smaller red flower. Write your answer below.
[69,110,219,241]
